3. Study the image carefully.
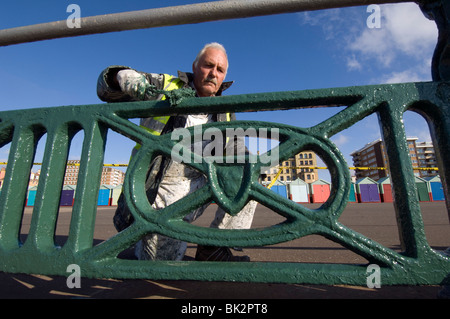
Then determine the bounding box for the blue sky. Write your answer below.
[0,1,439,181]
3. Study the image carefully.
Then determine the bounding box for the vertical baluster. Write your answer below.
[64,121,107,253]
[432,104,450,221]
[0,124,44,250]
[25,123,78,251]
[378,100,427,258]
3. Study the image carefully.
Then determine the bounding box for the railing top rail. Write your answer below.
[0,0,412,47]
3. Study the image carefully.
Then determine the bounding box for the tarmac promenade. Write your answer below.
[1,202,449,299]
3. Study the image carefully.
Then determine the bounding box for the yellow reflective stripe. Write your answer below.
[129,74,184,160]
[153,116,170,124]
[164,74,184,90]
[140,125,162,136]
[161,74,184,102]
[163,75,175,90]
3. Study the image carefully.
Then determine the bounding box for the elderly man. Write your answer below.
[97,43,256,261]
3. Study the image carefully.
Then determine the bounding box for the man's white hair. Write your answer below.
[193,42,228,72]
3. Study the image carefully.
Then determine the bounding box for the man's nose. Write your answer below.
[209,67,218,78]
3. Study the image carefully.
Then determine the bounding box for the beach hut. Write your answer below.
[378,177,393,203]
[60,185,75,206]
[98,185,112,206]
[425,175,444,201]
[26,186,38,206]
[348,182,357,203]
[111,185,123,206]
[288,178,309,203]
[309,179,331,203]
[415,176,431,202]
[356,177,380,203]
[270,180,288,198]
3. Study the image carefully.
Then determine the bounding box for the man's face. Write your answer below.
[192,48,228,97]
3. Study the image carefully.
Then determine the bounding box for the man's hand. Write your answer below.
[116,69,151,100]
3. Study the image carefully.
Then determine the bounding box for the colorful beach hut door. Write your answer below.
[309,180,331,203]
[97,186,111,206]
[415,177,430,202]
[348,183,356,202]
[381,184,393,202]
[359,184,379,202]
[356,177,380,203]
[426,176,444,201]
[289,179,309,203]
[312,185,330,203]
[270,181,288,198]
[378,177,393,203]
[60,187,75,206]
[26,187,37,206]
[111,185,123,206]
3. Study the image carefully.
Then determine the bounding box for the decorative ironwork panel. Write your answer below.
[0,81,448,286]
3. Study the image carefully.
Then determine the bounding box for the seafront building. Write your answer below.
[350,137,437,181]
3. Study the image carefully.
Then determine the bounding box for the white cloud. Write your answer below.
[349,27,394,67]
[331,134,349,147]
[349,3,437,68]
[298,8,356,41]
[300,4,437,80]
[346,55,362,71]
[384,4,438,57]
[301,3,438,84]
[380,70,422,84]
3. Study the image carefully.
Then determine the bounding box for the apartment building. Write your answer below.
[64,160,80,186]
[101,167,126,186]
[64,160,125,186]
[262,151,319,184]
[350,138,390,181]
[0,161,126,188]
[350,137,437,180]
[415,141,437,178]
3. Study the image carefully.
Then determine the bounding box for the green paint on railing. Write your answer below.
[0,81,448,286]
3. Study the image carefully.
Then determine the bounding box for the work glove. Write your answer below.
[116,69,152,101]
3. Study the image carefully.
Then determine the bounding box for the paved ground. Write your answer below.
[1,201,449,300]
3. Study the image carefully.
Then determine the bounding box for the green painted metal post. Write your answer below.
[24,124,73,252]
[65,121,108,253]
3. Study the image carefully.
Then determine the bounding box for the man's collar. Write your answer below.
[177,71,233,96]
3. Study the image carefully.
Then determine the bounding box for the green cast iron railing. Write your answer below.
[0,0,448,286]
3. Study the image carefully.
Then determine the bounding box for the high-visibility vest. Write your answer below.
[134,74,231,151]
[139,74,184,136]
